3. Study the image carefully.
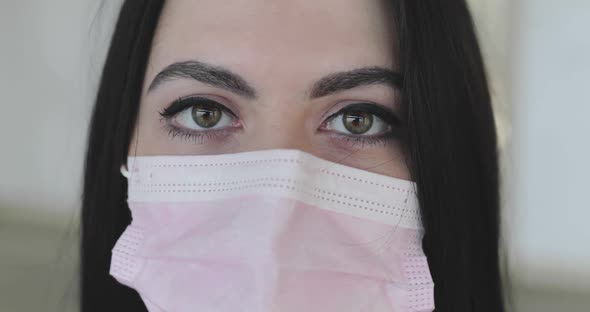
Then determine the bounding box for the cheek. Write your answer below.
[131,101,208,156]
[132,107,172,156]
[313,137,410,180]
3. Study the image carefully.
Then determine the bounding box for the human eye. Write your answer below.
[159,96,241,143]
[319,102,403,146]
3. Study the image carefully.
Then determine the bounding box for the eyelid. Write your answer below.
[325,102,402,127]
[159,95,239,119]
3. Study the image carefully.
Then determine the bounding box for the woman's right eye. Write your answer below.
[159,97,240,132]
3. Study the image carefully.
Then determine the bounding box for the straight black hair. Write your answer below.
[82,1,504,311]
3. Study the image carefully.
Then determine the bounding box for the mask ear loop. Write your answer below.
[120,164,131,178]
[120,123,141,179]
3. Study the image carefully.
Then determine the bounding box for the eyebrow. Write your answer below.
[148,60,257,99]
[309,66,403,98]
[148,60,403,99]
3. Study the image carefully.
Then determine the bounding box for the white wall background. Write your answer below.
[0,0,121,226]
[509,0,590,290]
[0,0,588,310]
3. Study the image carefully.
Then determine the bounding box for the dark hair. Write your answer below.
[82,1,504,311]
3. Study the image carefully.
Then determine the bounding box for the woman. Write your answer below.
[82,0,504,311]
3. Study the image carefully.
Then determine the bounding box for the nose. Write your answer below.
[241,127,314,154]
[238,110,315,154]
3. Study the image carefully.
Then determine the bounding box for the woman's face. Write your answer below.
[131,0,409,179]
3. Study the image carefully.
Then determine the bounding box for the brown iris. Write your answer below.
[343,110,373,134]
[191,103,222,128]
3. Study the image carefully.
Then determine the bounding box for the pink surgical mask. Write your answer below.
[110,149,434,312]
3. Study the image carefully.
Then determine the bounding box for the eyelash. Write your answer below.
[321,102,402,146]
[159,96,238,119]
[159,96,239,144]
[158,96,403,146]
[163,124,231,144]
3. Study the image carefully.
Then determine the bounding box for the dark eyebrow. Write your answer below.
[309,67,403,99]
[148,60,257,99]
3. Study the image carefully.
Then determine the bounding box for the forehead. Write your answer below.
[147,0,397,89]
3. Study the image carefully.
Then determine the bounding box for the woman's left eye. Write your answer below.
[160,96,239,131]
[321,103,399,137]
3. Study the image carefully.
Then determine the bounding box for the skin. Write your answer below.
[130,0,410,180]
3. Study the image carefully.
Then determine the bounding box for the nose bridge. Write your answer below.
[244,106,314,152]
[253,122,312,152]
